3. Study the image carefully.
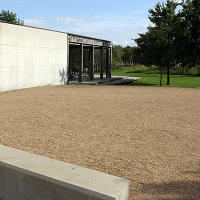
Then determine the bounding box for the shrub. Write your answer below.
[132,65,148,73]
[196,65,200,74]
[188,67,199,75]
[148,65,159,73]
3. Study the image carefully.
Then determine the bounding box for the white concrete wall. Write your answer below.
[0,22,68,91]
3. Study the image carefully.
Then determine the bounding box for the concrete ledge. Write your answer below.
[0,145,130,200]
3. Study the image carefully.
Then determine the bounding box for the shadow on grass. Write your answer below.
[101,81,158,87]
[126,71,159,74]
[128,81,158,87]
[127,71,200,77]
[168,75,200,79]
[127,71,147,74]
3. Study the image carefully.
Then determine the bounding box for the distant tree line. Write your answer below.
[113,0,200,85]
[112,45,141,67]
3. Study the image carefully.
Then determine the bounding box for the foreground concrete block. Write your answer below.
[0,145,130,200]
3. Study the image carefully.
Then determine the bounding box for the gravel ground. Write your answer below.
[0,85,200,200]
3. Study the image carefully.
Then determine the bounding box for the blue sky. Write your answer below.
[1,0,160,46]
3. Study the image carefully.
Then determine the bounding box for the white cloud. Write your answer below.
[60,14,149,46]
[24,19,51,29]
[52,17,86,25]
[175,0,182,3]
[24,13,149,46]
[17,0,23,4]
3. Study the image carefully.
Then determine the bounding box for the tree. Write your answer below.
[112,45,124,67]
[112,45,142,68]
[180,0,200,66]
[135,0,181,85]
[122,46,133,65]
[0,10,24,25]
[131,46,141,64]
[150,1,181,85]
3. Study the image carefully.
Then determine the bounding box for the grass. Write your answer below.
[111,67,200,88]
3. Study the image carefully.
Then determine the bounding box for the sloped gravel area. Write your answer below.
[0,85,200,200]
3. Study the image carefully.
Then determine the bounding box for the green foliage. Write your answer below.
[130,65,148,73]
[112,45,124,69]
[196,64,200,73]
[136,0,182,85]
[180,0,200,65]
[149,65,160,73]
[188,67,199,75]
[112,45,141,68]
[135,0,200,85]
[122,46,133,64]
[111,0,200,86]
[0,10,24,25]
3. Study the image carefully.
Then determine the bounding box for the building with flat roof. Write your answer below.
[0,21,112,91]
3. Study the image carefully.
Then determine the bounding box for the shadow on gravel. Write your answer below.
[183,170,200,175]
[139,180,200,200]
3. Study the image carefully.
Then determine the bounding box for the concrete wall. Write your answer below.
[0,145,130,200]
[0,22,68,91]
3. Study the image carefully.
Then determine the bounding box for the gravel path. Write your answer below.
[0,85,200,200]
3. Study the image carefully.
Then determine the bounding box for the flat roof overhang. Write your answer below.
[0,20,112,48]
[68,34,112,48]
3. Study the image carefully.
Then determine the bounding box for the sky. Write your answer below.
[1,0,160,46]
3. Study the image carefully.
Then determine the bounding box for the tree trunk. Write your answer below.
[167,65,170,85]
[160,66,163,86]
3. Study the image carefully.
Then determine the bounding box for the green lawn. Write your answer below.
[111,67,200,88]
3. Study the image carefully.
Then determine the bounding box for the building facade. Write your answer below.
[0,21,112,91]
